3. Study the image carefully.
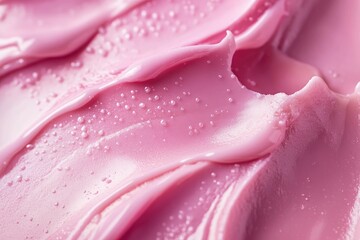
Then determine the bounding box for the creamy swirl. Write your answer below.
[0,0,360,239]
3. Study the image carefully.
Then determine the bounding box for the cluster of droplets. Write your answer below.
[5,45,241,200]
[0,1,263,239]
[4,117,118,235]
[155,164,242,240]
[107,80,196,131]
[231,0,276,35]
[9,67,73,112]
[85,0,223,62]
[12,71,41,90]
[274,109,291,129]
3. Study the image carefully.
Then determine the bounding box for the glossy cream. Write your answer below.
[0,0,359,239]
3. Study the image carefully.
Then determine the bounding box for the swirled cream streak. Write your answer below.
[1,0,360,239]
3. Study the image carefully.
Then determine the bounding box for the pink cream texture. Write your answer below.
[0,0,360,239]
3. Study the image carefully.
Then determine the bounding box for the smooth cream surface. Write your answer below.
[0,0,359,239]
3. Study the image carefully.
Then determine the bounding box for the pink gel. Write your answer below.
[0,0,360,239]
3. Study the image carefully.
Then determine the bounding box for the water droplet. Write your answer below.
[86,46,95,54]
[16,175,23,182]
[278,119,286,127]
[141,10,148,18]
[152,13,158,20]
[81,132,89,139]
[26,144,34,150]
[98,130,104,136]
[124,32,132,40]
[98,48,108,57]
[144,86,151,93]
[104,145,110,152]
[70,61,82,68]
[168,10,176,18]
[248,79,256,86]
[160,119,168,126]
[264,1,272,7]
[77,116,85,124]
[32,72,40,80]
